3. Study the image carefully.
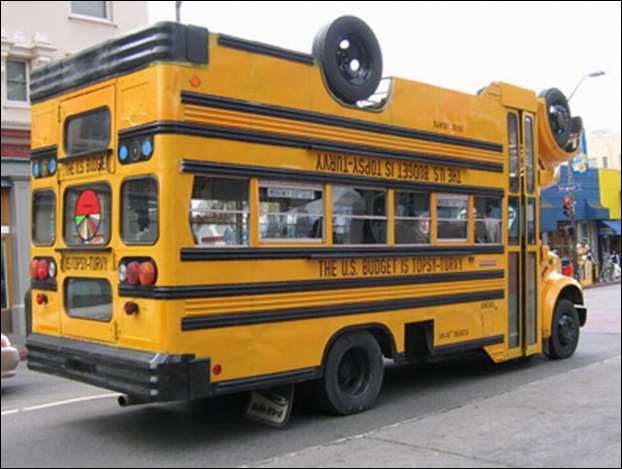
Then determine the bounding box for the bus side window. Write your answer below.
[474,197,502,244]
[190,177,249,246]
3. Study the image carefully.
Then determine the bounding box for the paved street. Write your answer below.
[2,283,620,468]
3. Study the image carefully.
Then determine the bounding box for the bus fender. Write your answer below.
[540,272,585,340]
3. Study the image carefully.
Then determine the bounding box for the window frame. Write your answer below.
[6,59,29,104]
[258,180,325,244]
[32,190,57,246]
[190,176,250,247]
[121,176,159,246]
[332,186,388,246]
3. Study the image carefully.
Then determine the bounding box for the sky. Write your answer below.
[149,1,621,136]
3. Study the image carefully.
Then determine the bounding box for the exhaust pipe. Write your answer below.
[118,395,147,407]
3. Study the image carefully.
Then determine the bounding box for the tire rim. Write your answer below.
[334,35,372,86]
[337,348,370,397]
[557,313,578,347]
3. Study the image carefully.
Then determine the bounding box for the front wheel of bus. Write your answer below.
[547,299,580,359]
[319,331,384,415]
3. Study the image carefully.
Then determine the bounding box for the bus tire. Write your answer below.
[319,331,384,415]
[312,16,383,104]
[547,299,580,359]
[538,88,572,148]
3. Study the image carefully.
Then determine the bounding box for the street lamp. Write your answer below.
[564,70,605,280]
[567,70,605,101]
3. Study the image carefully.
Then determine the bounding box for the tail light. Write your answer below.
[29,258,57,281]
[118,258,157,287]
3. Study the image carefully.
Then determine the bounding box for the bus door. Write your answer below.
[507,111,540,358]
[56,84,118,344]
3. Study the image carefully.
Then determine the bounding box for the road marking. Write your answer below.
[1,393,117,417]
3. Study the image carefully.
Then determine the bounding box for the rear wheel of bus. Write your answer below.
[318,331,384,415]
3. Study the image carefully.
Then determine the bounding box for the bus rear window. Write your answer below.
[121,177,159,244]
[65,278,112,322]
[32,190,56,246]
[65,108,110,157]
[63,184,111,246]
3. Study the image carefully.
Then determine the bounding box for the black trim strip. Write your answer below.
[55,247,113,254]
[31,22,209,103]
[120,270,504,300]
[181,290,505,331]
[181,244,504,263]
[218,34,315,66]
[58,149,112,163]
[433,335,504,356]
[181,91,503,154]
[180,159,505,197]
[30,146,58,160]
[215,367,320,394]
[126,121,503,174]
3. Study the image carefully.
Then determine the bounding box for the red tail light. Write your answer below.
[139,261,156,286]
[29,259,40,279]
[37,259,49,280]
[126,261,141,285]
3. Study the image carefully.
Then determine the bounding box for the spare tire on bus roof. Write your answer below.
[313,16,383,104]
[538,88,572,148]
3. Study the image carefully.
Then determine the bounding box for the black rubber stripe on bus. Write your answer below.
[218,34,315,66]
[121,121,503,174]
[179,159,505,197]
[181,91,503,154]
[119,270,504,300]
[180,290,505,331]
[178,245,504,263]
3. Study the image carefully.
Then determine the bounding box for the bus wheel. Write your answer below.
[319,331,384,415]
[547,299,580,359]
[538,88,572,148]
[313,16,383,104]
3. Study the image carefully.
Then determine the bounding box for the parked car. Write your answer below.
[1,333,20,379]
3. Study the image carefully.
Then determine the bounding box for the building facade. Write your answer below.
[1,1,148,334]
[587,132,621,170]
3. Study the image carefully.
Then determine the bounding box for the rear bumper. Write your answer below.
[26,333,211,402]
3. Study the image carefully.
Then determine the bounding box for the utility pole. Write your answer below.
[175,1,182,22]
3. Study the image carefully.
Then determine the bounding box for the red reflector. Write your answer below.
[126,261,141,285]
[212,364,222,375]
[36,293,48,305]
[124,302,139,315]
[139,261,156,286]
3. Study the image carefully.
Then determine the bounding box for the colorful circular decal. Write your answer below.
[74,190,102,241]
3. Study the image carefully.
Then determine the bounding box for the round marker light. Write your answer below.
[124,301,139,315]
[49,158,57,175]
[142,138,153,158]
[119,144,129,162]
[32,162,40,178]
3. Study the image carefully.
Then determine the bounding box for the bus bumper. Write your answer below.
[26,333,211,403]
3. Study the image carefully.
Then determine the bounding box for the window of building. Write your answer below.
[71,1,108,19]
[602,156,608,169]
[6,60,28,102]
[1,238,10,310]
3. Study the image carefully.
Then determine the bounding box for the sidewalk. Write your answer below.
[252,356,621,468]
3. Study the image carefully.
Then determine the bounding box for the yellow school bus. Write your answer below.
[27,17,586,415]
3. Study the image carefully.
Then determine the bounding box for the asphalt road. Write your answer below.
[2,284,620,468]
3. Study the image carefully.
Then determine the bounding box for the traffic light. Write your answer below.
[562,197,574,218]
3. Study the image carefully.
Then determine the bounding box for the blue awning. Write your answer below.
[539,201,557,232]
[585,199,610,220]
[600,220,620,236]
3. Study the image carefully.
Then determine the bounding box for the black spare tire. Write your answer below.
[313,16,383,104]
[538,88,572,149]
